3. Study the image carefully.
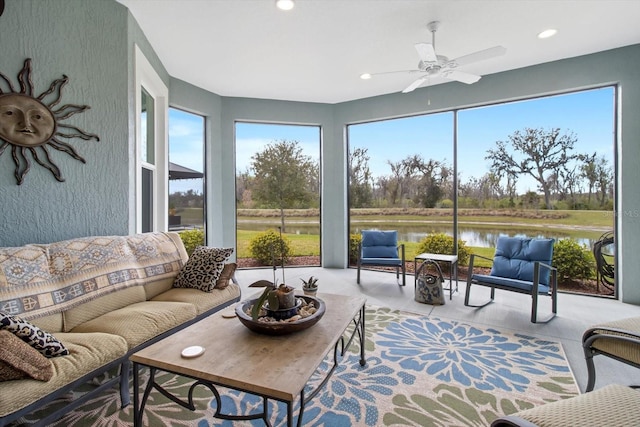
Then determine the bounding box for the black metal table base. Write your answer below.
[133,305,366,427]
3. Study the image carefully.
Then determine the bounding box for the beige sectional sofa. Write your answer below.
[0,232,241,427]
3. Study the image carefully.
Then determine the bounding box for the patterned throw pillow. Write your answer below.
[215,263,237,290]
[0,330,54,382]
[173,247,234,292]
[0,312,69,358]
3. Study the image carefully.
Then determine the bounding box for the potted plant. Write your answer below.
[251,282,297,320]
[301,276,318,296]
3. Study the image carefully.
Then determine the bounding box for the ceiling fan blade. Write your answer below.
[402,77,427,93]
[370,69,422,76]
[415,43,437,62]
[449,46,506,67]
[442,70,481,84]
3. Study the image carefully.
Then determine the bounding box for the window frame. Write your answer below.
[134,44,169,233]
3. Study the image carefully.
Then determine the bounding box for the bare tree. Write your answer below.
[486,127,580,209]
[348,148,373,208]
[595,155,613,207]
[581,153,598,206]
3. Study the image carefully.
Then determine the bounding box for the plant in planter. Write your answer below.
[250,282,297,320]
[301,276,318,296]
[248,227,299,320]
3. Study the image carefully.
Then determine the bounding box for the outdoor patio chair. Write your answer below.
[491,383,640,427]
[583,316,640,391]
[356,230,406,286]
[464,236,557,323]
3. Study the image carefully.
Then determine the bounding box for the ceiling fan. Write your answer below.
[364,21,507,93]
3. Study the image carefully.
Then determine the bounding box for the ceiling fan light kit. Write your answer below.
[365,20,507,94]
[538,28,558,39]
[276,0,295,11]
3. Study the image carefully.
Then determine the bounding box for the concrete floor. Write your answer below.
[235,265,640,394]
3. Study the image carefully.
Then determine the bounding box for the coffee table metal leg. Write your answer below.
[358,305,366,366]
[133,364,157,427]
[295,390,305,427]
[133,362,140,427]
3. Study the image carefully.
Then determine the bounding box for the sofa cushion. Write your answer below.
[0,330,53,382]
[173,247,234,292]
[0,312,69,357]
[490,236,554,285]
[63,286,146,332]
[361,230,399,259]
[29,312,64,333]
[0,332,128,418]
[70,301,197,349]
[0,232,185,319]
[152,282,241,316]
[215,263,237,290]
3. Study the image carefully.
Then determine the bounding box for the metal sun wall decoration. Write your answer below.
[0,58,99,185]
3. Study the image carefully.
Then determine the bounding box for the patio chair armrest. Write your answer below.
[536,261,556,272]
[468,253,493,268]
[583,324,640,348]
[491,415,539,427]
[531,261,558,294]
[397,243,405,261]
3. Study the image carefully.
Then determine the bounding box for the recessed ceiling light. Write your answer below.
[538,29,557,39]
[276,0,295,11]
[360,73,372,80]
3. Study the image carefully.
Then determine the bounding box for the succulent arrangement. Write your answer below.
[301,276,319,294]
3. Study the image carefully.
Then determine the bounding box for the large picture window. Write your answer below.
[168,108,205,234]
[235,122,321,268]
[347,86,616,297]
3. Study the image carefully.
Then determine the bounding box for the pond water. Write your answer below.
[238,220,610,249]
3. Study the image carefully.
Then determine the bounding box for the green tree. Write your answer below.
[486,127,580,209]
[251,140,317,232]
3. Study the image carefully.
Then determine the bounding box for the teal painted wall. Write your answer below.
[0,0,169,246]
[0,0,130,246]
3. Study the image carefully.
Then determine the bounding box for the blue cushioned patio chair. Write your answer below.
[357,230,406,286]
[464,236,557,323]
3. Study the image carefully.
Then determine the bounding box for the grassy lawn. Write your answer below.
[350,210,612,228]
[237,230,321,258]
[237,229,496,268]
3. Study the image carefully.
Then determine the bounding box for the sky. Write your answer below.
[169,86,615,195]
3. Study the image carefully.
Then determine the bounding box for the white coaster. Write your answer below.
[221,305,238,318]
[181,345,205,358]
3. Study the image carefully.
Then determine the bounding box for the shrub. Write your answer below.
[349,233,362,264]
[416,233,470,266]
[552,238,594,283]
[179,229,204,257]
[249,229,292,265]
[439,199,454,209]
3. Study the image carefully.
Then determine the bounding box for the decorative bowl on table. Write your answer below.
[235,295,326,335]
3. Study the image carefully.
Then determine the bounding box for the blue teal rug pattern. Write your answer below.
[38,307,578,427]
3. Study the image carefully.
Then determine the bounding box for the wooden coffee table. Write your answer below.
[131,293,366,427]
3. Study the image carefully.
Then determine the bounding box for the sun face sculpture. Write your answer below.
[0,58,99,185]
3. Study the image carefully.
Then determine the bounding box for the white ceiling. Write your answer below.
[117,0,640,104]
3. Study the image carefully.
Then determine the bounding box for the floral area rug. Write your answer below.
[33,307,578,427]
